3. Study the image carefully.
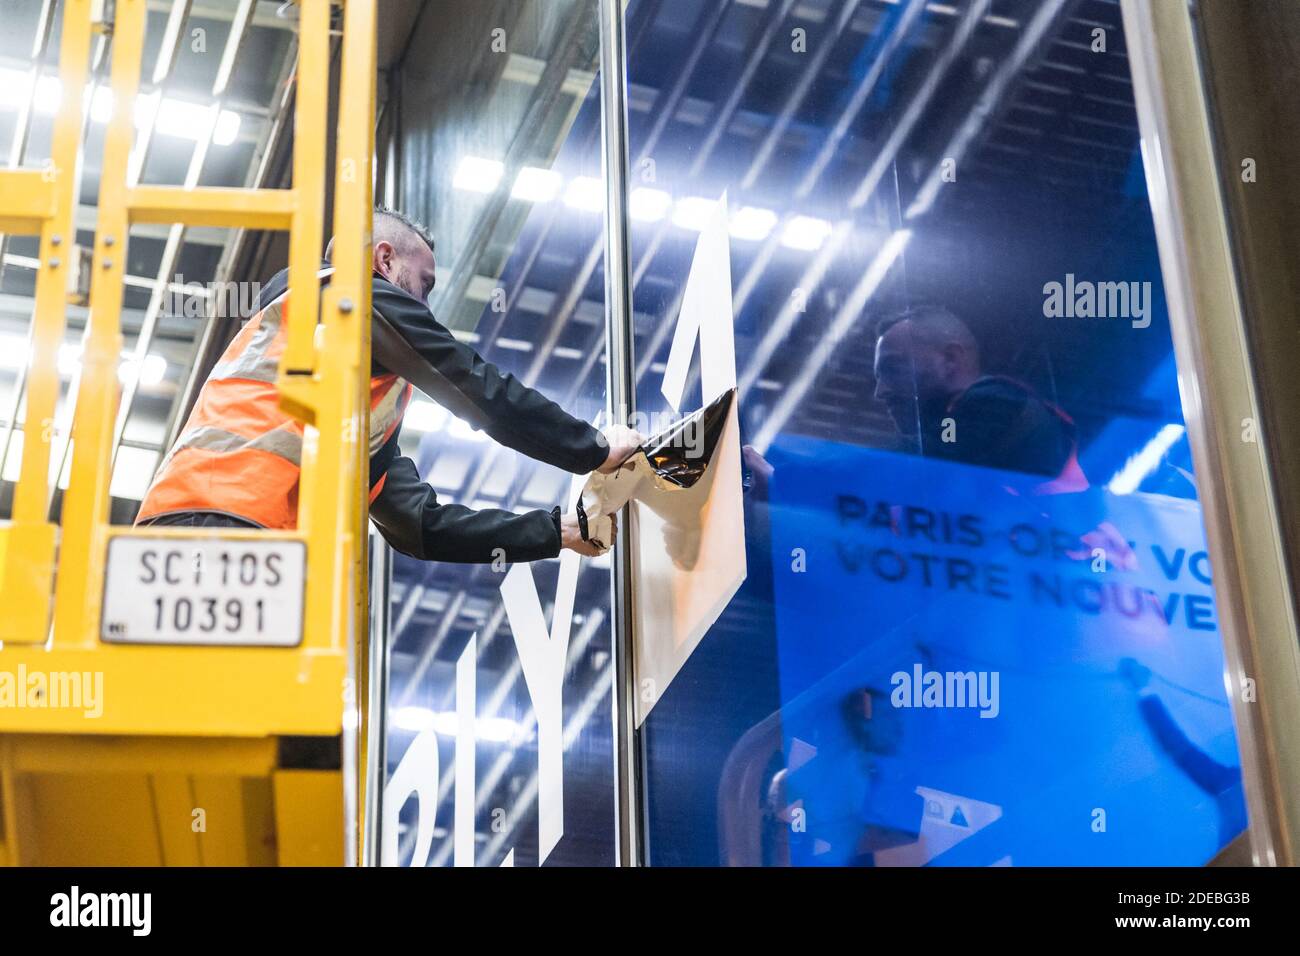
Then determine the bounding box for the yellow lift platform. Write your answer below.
[0,0,378,866]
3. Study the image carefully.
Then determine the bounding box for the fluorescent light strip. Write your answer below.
[402,399,447,433]
[629,187,671,222]
[401,399,487,442]
[671,196,717,230]
[780,214,834,250]
[494,338,533,352]
[0,69,241,145]
[452,156,504,193]
[562,176,604,211]
[448,158,823,255]
[0,333,167,385]
[730,205,778,241]
[1107,424,1187,495]
[511,166,561,203]
[390,706,522,743]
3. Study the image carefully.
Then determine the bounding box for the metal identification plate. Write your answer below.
[101,536,306,647]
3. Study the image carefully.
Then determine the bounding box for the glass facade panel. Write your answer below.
[382,0,614,867]
[379,0,1253,867]
[623,0,1245,866]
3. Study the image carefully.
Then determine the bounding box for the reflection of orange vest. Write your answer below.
[136,289,412,529]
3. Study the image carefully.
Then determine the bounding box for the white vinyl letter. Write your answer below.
[383,729,440,867]
[501,550,577,863]
[455,635,477,867]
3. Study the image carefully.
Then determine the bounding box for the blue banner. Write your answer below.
[767,437,1244,866]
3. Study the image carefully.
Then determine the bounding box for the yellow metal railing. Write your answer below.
[0,0,376,746]
[0,0,95,645]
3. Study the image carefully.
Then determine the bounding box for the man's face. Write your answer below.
[873,321,949,435]
[376,238,437,303]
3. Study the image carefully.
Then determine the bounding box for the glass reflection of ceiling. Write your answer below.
[426,0,1157,466]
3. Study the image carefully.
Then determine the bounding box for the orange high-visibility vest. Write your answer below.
[136,285,412,529]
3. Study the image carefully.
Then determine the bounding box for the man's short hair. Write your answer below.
[874,304,979,363]
[325,206,435,262]
[373,205,435,256]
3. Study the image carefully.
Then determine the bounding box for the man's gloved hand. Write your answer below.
[597,425,644,474]
[560,509,617,556]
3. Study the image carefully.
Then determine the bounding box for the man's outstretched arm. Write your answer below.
[370,453,558,562]
[370,453,611,563]
[370,276,637,474]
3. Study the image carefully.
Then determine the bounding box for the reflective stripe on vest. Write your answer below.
[164,423,303,470]
[209,300,285,384]
[136,288,410,530]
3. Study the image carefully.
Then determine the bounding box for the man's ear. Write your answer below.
[372,240,396,278]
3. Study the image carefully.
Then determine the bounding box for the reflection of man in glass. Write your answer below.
[872,305,1085,487]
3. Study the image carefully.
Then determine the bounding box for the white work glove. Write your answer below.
[576,453,647,551]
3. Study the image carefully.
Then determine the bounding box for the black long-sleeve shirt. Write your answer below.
[922,376,1076,479]
[256,265,607,563]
